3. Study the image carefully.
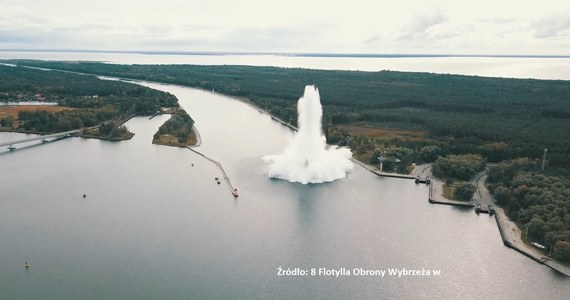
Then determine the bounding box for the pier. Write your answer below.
[187,147,238,197]
[371,171,416,180]
[0,129,80,151]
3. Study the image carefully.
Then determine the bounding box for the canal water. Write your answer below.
[0,82,568,299]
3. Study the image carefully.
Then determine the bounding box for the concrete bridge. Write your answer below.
[0,129,80,151]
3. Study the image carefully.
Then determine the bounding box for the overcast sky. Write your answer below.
[1,0,569,55]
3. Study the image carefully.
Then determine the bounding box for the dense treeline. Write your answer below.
[5,60,570,168]
[488,159,570,261]
[0,64,178,134]
[432,154,486,180]
[453,182,477,200]
[153,109,195,145]
[17,107,114,132]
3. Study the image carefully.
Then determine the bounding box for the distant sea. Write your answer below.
[1,50,570,80]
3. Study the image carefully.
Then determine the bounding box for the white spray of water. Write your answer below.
[263,85,353,184]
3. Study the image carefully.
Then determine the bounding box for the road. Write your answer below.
[0,129,80,148]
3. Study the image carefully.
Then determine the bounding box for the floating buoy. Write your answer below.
[25,261,30,269]
[217,181,221,184]
[191,163,194,166]
[215,177,219,181]
[82,194,86,198]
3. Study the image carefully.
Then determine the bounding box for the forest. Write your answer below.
[0,64,178,137]
[432,154,486,180]
[5,60,569,169]
[487,158,570,261]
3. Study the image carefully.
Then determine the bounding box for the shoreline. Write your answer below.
[152,126,200,148]
[1,112,140,141]
[151,112,201,148]
[424,166,570,276]
[12,65,568,275]
[232,79,569,276]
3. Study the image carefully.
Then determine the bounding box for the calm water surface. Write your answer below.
[0,82,568,299]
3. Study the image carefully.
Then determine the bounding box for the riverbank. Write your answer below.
[423,164,570,276]
[222,92,298,132]
[1,110,139,141]
[209,90,393,176]
[79,113,138,141]
[10,64,567,275]
[495,205,570,276]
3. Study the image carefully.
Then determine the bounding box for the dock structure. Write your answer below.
[426,168,570,277]
[0,129,80,151]
[474,201,496,216]
[187,147,238,197]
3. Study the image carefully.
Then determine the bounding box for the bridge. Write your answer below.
[0,129,81,151]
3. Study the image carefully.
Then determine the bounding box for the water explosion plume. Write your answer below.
[263,85,353,184]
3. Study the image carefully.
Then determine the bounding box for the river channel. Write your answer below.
[0,81,568,299]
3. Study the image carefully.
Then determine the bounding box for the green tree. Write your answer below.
[0,116,13,127]
[99,121,117,135]
[553,241,570,262]
[420,145,442,162]
[493,186,512,205]
[432,154,486,180]
[454,182,476,200]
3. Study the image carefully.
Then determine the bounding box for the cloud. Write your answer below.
[396,10,448,40]
[363,33,382,44]
[533,14,570,38]
[1,1,569,54]
[478,18,518,25]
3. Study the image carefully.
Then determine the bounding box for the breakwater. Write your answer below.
[187,147,238,197]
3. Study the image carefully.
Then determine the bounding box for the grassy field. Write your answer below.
[153,132,197,147]
[0,105,70,118]
[0,105,73,128]
[337,124,427,141]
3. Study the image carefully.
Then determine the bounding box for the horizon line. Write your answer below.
[1,48,569,59]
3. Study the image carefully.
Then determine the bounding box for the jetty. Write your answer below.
[494,206,570,276]
[187,147,238,197]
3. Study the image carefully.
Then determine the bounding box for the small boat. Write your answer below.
[82,194,86,198]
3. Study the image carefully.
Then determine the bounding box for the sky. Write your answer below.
[1,0,569,55]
